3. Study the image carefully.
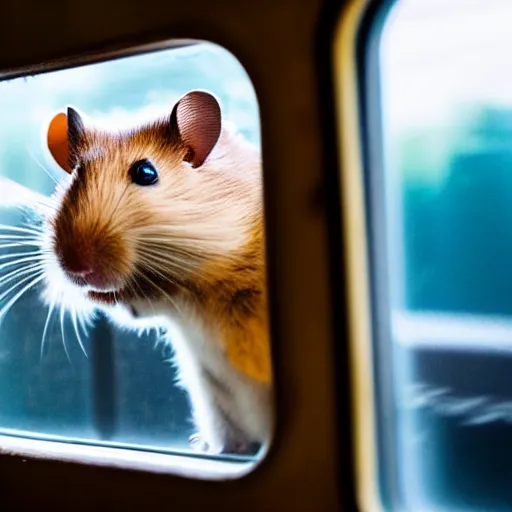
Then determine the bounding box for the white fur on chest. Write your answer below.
[108,298,272,454]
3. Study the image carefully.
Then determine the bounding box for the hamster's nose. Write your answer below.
[64,263,107,289]
[68,267,94,279]
[73,269,107,289]
[58,246,106,288]
[60,249,94,278]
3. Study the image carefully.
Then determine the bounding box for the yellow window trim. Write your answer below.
[333,1,381,510]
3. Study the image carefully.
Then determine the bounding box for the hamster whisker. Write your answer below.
[0,266,45,302]
[139,238,207,265]
[0,243,43,252]
[40,301,56,362]
[0,234,44,247]
[59,306,72,364]
[145,227,239,247]
[0,224,44,236]
[124,279,139,302]
[137,243,195,264]
[137,244,198,273]
[0,272,45,323]
[137,256,182,288]
[0,234,43,242]
[0,255,45,272]
[138,252,188,278]
[78,312,90,338]
[134,270,184,317]
[0,250,44,262]
[139,237,206,256]
[105,183,130,228]
[26,147,60,187]
[31,199,57,212]
[128,271,157,316]
[0,263,45,290]
[0,259,44,275]
[71,307,88,359]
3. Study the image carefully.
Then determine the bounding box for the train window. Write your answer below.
[0,40,273,479]
[337,0,512,509]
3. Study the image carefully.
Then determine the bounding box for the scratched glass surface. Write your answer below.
[375,0,512,510]
[0,43,259,453]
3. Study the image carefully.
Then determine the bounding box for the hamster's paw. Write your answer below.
[223,439,257,456]
[188,433,257,456]
[188,433,223,455]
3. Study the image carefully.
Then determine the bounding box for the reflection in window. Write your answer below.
[0,42,265,462]
[371,0,512,509]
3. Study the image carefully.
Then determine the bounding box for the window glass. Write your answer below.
[0,41,269,463]
[368,0,512,509]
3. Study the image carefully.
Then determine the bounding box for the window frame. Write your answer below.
[332,0,383,510]
[0,39,262,480]
[0,0,365,509]
[336,1,512,510]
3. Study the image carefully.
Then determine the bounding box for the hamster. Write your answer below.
[40,90,273,455]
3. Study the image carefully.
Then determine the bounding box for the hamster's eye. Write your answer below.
[130,160,159,186]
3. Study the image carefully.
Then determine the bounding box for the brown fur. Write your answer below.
[50,105,271,384]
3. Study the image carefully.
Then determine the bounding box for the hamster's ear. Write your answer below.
[47,112,70,172]
[171,91,222,168]
[47,107,85,173]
